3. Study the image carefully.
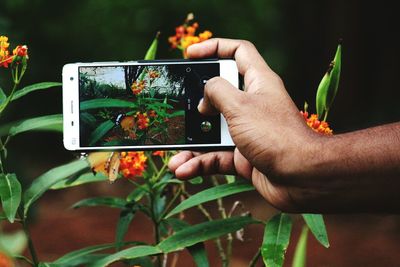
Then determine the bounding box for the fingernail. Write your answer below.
[197,98,204,111]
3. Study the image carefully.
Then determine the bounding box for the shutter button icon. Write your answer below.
[200,121,212,132]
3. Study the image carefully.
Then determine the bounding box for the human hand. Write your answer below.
[168,38,326,212]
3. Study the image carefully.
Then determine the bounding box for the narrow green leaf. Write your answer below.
[225,175,236,184]
[0,87,6,105]
[0,114,63,137]
[0,173,22,223]
[166,218,210,267]
[126,185,148,203]
[302,214,329,248]
[325,44,342,111]
[261,213,293,267]
[188,176,203,185]
[53,243,116,265]
[72,197,127,209]
[159,216,259,253]
[89,120,114,146]
[11,82,61,101]
[23,159,90,217]
[292,225,308,267]
[144,32,159,60]
[315,43,342,119]
[50,172,107,190]
[80,99,137,110]
[52,241,145,266]
[89,245,161,267]
[116,209,136,250]
[166,180,254,218]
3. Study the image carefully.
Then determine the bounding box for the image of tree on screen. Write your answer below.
[79,65,186,146]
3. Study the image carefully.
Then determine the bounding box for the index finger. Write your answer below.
[187,38,271,76]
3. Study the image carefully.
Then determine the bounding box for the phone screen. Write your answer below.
[78,63,220,147]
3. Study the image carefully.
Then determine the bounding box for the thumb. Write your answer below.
[198,76,244,117]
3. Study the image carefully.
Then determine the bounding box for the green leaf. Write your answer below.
[72,197,127,209]
[225,175,236,184]
[0,114,63,137]
[0,87,6,105]
[144,32,159,60]
[116,208,136,250]
[302,214,329,248]
[52,242,145,266]
[292,225,308,267]
[166,180,254,218]
[126,184,149,203]
[159,216,259,253]
[188,176,203,185]
[0,230,27,255]
[80,98,137,110]
[0,173,22,223]
[24,159,90,217]
[315,43,342,119]
[11,82,61,101]
[261,213,293,267]
[53,243,115,265]
[50,172,107,190]
[89,120,114,146]
[89,245,161,267]
[166,218,210,267]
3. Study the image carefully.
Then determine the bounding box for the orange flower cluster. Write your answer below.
[136,112,149,130]
[0,35,28,68]
[152,151,165,157]
[131,80,146,95]
[301,111,333,135]
[168,14,212,57]
[148,110,157,118]
[148,70,160,79]
[119,151,147,179]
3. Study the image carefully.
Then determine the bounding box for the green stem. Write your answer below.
[18,211,39,266]
[158,186,182,222]
[182,189,227,265]
[323,108,329,122]
[212,176,232,267]
[248,248,261,267]
[149,188,162,267]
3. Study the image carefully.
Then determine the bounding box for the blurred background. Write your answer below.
[1,0,399,266]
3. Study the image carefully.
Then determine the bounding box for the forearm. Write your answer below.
[286,123,400,213]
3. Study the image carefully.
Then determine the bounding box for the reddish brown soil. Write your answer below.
[3,180,400,267]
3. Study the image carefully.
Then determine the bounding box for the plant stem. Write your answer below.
[323,108,329,122]
[149,189,162,267]
[158,186,182,222]
[248,248,261,267]
[18,211,39,267]
[182,189,227,265]
[212,176,232,267]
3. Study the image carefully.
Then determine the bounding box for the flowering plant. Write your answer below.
[0,13,341,267]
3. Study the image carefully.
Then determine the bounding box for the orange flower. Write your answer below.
[148,70,160,79]
[0,35,12,68]
[119,151,147,179]
[0,252,14,267]
[301,111,333,135]
[152,151,165,157]
[13,45,28,57]
[148,110,157,118]
[131,80,146,95]
[168,14,212,57]
[136,112,149,130]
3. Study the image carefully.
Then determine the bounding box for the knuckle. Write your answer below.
[238,39,255,49]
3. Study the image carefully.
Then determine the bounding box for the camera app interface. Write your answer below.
[78,63,220,147]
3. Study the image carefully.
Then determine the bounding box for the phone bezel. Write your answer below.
[62,59,238,151]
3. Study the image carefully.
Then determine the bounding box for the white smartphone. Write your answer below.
[62,59,238,151]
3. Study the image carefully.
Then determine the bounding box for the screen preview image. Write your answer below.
[78,63,221,147]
